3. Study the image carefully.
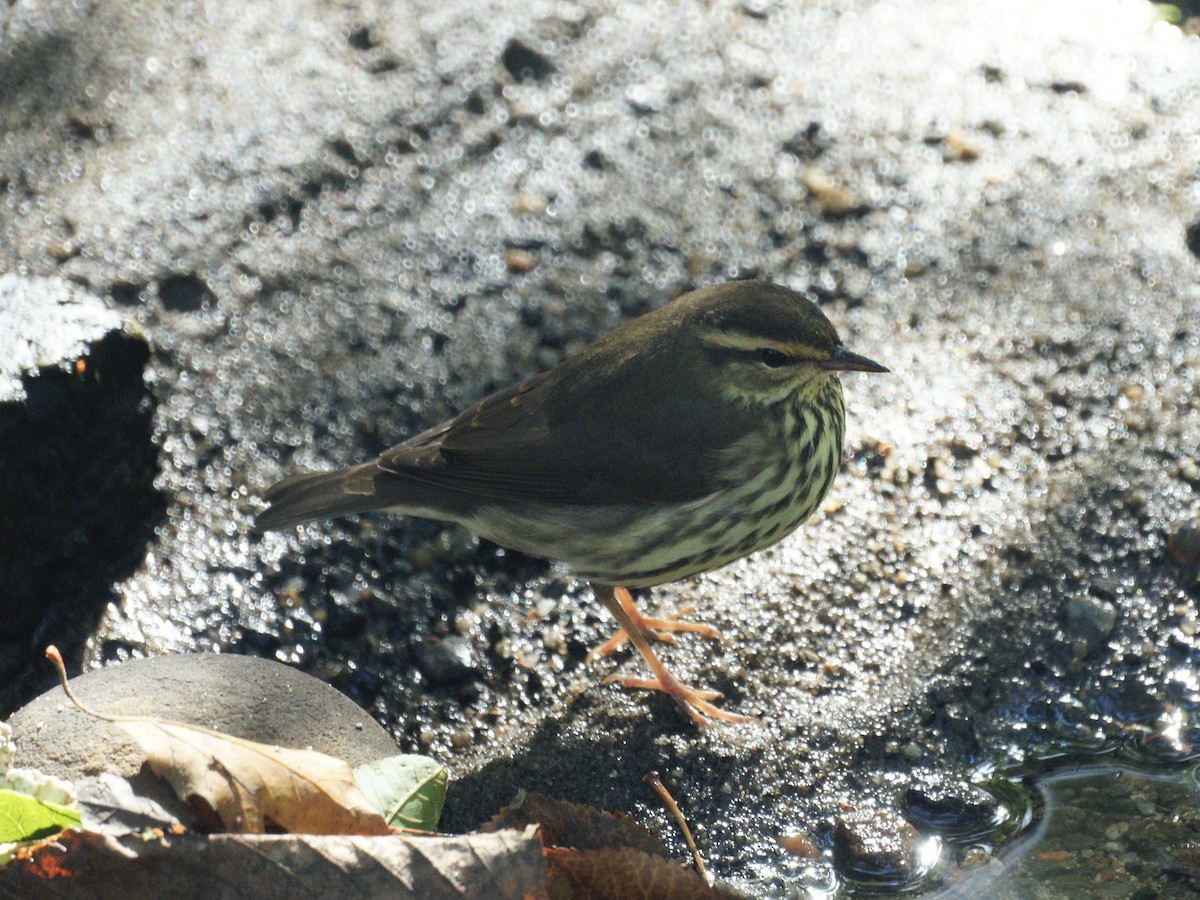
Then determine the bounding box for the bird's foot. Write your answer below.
[591,584,755,727]
[605,670,758,727]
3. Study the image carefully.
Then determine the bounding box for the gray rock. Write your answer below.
[416,636,479,686]
[5,653,397,780]
[1066,594,1119,649]
[2,0,1199,889]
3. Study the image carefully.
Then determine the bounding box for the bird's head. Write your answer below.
[671,281,888,406]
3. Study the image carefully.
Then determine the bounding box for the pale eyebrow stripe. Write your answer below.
[696,329,820,357]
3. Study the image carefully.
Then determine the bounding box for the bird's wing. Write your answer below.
[377,351,749,506]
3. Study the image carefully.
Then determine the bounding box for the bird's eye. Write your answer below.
[756,348,790,368]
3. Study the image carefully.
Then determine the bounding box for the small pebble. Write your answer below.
[1066,595,1118,646]
[505,249,538,273]
[410,544,436,571]
[803,167,860,216]
[944,132,982,162]
[514,191,548,214]
[416,635,478,685]
[542,624,565,652]
[960,846,996,869]
[778,832,822,859]
[1037,850,1072,862]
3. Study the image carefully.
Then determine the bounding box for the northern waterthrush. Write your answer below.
[257,281,887,726]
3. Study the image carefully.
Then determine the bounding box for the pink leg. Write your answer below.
[591,585,758,727]
[586,587,724,662]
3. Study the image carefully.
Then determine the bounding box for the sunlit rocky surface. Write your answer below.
[3,0,1198,892]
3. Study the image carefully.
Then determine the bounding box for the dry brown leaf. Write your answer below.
[116,718,391,836]
[0,826,547,899]
[547,847,723,900]
[76,771,192,836]
[483,792,669,857]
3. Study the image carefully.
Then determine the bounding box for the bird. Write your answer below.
[257,281,887,726]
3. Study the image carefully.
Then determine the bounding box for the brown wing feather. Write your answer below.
[376,332,750,507]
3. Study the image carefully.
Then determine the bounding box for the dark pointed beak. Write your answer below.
[818,346,889,373]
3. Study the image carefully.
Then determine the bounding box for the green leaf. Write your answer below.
[353,755,448,832]
[1151,3,1182,23]
[0,788,81,843]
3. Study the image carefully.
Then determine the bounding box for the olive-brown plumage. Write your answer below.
[258,281,886,725]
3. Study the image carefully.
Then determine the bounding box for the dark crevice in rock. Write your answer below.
[0,329,165,716]
[159,273,214,312]
[501,38,555,83]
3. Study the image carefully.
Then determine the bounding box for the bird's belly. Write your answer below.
[471,432,841,589]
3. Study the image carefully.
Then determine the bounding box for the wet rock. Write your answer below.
[4,653,398,780]
[903,782,1000,836]
[1096,676,1161,724]
[3,0,1200,891]
[0,277,163,715]
[832,808,922,883]
[1066,594,1118,650]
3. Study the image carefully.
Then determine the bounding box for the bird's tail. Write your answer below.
[255,464,380,532]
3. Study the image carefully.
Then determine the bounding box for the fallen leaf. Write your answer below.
[0,788,81,843]
[116,718,391,835]
[484,792,669,857]
[76,772,189,836]
[39,644,390,837]
[546,847,724,899]
[0,826,547,899]
[353,755,448,832]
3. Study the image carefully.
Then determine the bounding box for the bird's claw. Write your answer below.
[605,672,759,727]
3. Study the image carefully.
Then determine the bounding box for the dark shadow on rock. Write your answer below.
[0,26,112,134]
[440,711,692,835]
[0,329,166,717]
